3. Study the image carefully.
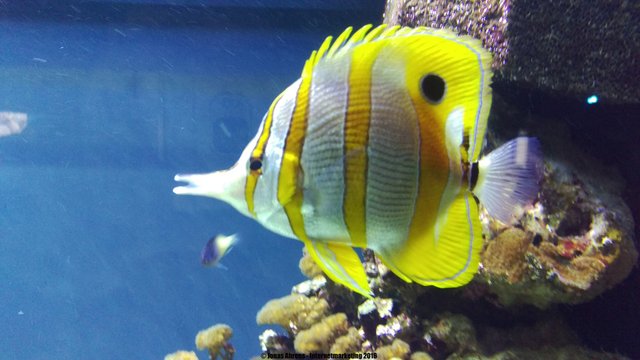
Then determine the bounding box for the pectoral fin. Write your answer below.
[303,240,372,298]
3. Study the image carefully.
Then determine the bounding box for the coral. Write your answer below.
[481,228,530,284]
[359,298,394,319]
[358,297,396,344]
[375,313,414,345]
[195,324,234,360]
[293,313,350,352]
[299,249,323,278]
[164,351,199,360]
[255,248,631,359]
[376,339,411,360]
[383,0,640,104]
[410,353,433,360]
[329,327,362,353]
[166,324,234,360]
[254,110,637,357]
[256,294,330,333]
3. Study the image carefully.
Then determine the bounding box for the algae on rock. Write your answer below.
[383,0,640,104]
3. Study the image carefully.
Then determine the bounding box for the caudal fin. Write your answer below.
[474,137,543,223]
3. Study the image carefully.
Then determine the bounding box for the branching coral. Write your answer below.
[195,324,234,360]
[165,324,234,360]
[376,339,411,360]
[293,313,350,352]
[256,294,329,333]
[329,327,363,353]
[299,249,323,279]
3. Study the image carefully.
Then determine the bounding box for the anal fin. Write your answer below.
[376,192,482,288]
[303,240,372,298]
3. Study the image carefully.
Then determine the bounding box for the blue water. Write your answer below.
[0,1,383,358]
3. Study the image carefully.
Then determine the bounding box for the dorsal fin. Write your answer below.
[304,24,410,71]
[304,24,488,73]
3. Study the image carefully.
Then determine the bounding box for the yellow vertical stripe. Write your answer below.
[244,92,283,217]
[341,27,402,249]
[277,53,316,240]
[342,46,376,249]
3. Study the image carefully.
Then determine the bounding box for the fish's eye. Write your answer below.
[420,74,446,104]
[249,158,263,172]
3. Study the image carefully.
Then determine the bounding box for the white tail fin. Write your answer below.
[474,137,543,223]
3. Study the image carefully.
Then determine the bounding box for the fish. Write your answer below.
[200,234,238,268]
[174,25,542,297]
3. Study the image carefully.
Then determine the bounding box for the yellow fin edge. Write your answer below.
[303,240,372,298]
[377,193,482,288]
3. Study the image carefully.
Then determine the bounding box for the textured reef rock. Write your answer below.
[255,250,630,359]
[473,151,638,307]
[256,139,637,356]
[468,94,638,308]
[383,0,640,104]
[166,323,234,360]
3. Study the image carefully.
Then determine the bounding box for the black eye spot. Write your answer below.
[249,158,262,172]
[420,74,445,103]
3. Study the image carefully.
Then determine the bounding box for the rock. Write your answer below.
[424,313,478,355]
[472,102,638,308]
[383,0,640,104]
[292,276,327,296]
[258,329,293,354]
[252,244,631,358]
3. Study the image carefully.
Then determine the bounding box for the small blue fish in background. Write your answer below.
[200,234,238,268]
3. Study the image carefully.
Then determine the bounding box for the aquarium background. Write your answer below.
[0,1,385,358]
